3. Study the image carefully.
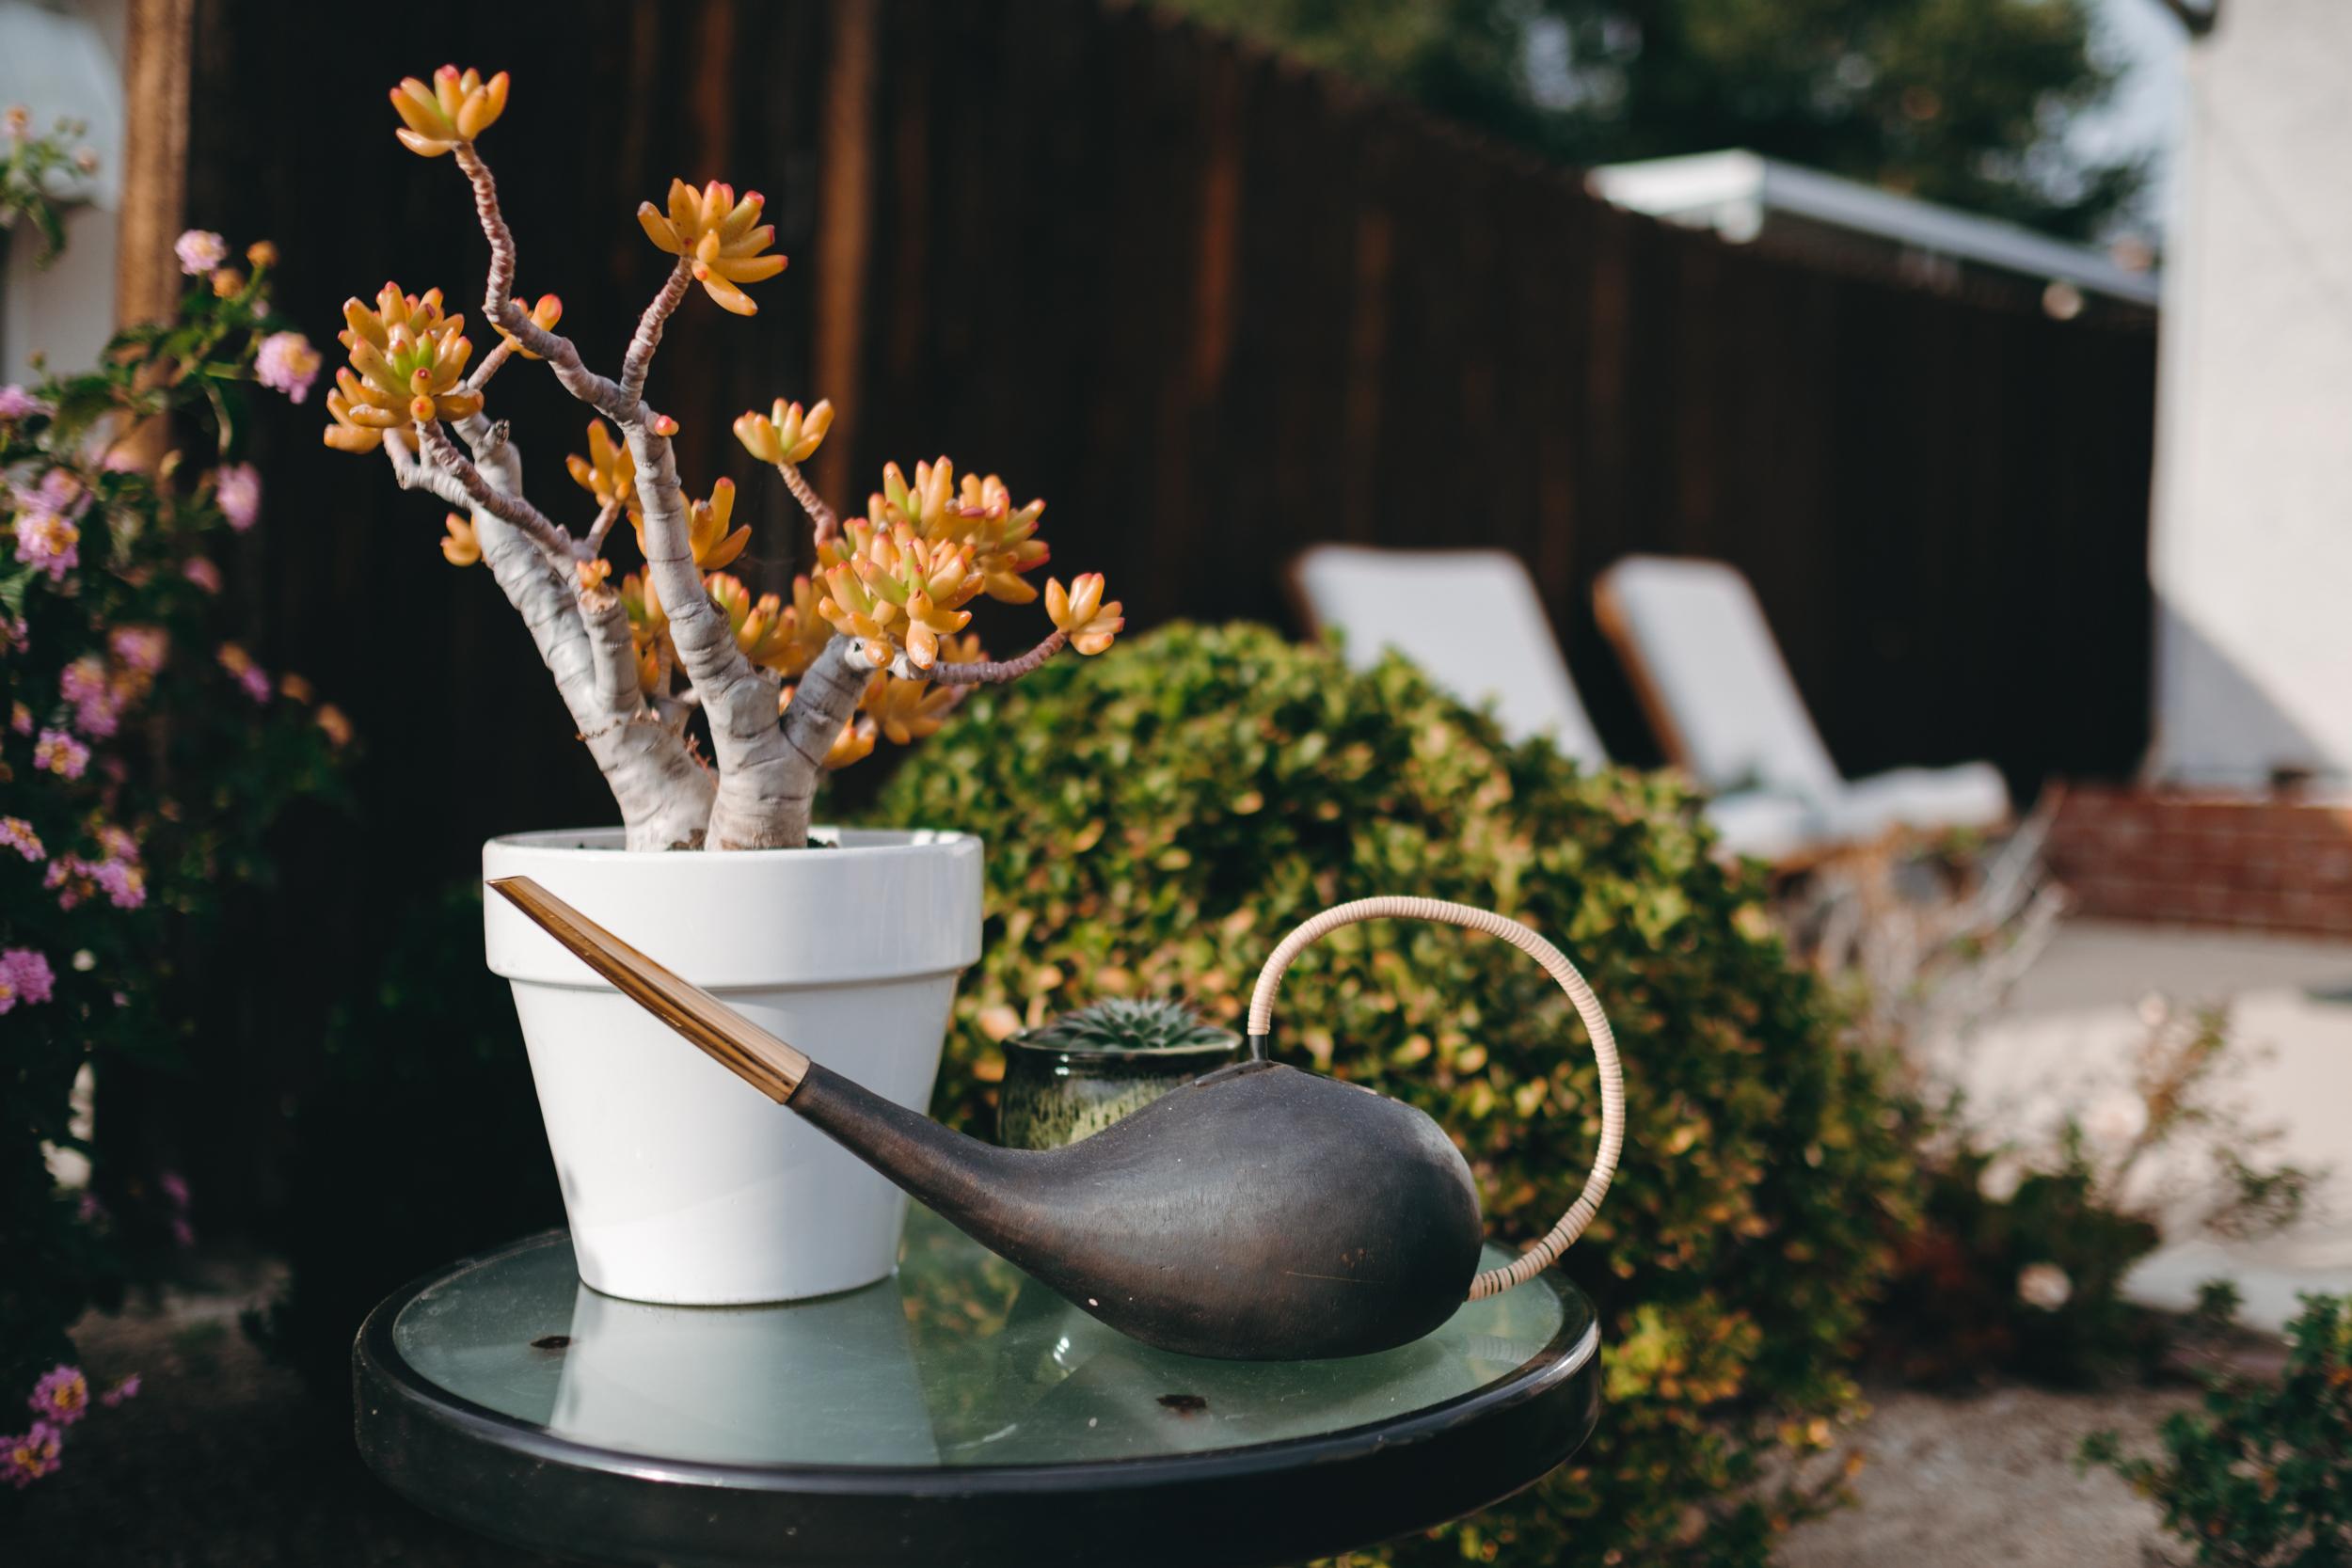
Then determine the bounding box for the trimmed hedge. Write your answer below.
[871,621,1914,1566]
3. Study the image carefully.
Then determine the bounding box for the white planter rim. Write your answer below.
[488,824,974,860]
[484,824,982,990]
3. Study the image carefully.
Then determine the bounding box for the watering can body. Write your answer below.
[790,1055,1485,1359]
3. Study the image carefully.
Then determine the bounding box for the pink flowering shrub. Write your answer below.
[0,1362,137,1492]
[0,203,353,1466]
[2,1421,62,1489]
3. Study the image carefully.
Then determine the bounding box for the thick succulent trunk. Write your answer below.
[469,440,714,850]
[624,425,822,850]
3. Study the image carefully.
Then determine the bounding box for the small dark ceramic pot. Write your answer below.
[996,1032,1243,1150]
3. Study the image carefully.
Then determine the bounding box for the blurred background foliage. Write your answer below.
[1155,0,2142,238]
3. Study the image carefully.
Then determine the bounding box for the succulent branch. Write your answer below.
[931,628,1069,686]
[326,64,1124,850]
[414,418,577,562]
[737,400,841,545]
[583,497,624,558]
[779,461,840,546]
[619,261,692,408]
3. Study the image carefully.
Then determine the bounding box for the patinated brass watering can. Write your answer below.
[491,879,1625,1362]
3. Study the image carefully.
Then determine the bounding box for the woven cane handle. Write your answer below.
[1246,897,1625,1300]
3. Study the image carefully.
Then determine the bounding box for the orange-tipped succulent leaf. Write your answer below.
[439,513,480,566]
[865,672,961,747]
[619,571,673,695]
[336,282,481,426]
[824,714,878,768]
[688,478,751,570]
[1046,573,1124,656]
[566,420,642,522]
[323,380,386,453]
[733,398,833,466]
[390,66,509,157]
[638,180,786,315]
[707,572,805,673]
[631,476,748,570]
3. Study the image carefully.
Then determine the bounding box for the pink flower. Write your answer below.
[253,332,321,404]
[89,857,147,908]
[159,1170,191,1209]
[174,229,227,276]
[28,1367,88,1428]
[33,728,88,779]
[214,462,261,531]
[9,702,29,735]
[0,384,47,420]
[100,1375,141,1408]
[217,642,270,704]
[0,948,56,1013]
[60,655,106,703]
[12,511,78,580]
[2,1423,62,1489]
[183,557,222,594]
[34,469,88,517]
[45,829,145,911]
[110,626,167,674]
[0,817,41,862]
[60,655,120,737]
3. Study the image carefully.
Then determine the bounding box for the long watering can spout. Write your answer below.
[488,877,1623,1362]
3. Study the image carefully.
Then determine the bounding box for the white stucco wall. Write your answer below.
[2148,0,2352,787]
[0,0,126,390]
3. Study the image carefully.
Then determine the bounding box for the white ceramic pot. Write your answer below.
[482,826,982,1306]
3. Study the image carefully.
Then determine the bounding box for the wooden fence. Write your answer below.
[170,0,2155,1218]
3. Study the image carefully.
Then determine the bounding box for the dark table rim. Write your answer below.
[354,1228,1601,1566]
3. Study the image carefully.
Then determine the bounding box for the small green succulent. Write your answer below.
[1021,998,1235,1053]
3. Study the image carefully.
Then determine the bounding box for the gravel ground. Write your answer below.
[1780,1382,2196,1568]
[17,1262,2197,1568]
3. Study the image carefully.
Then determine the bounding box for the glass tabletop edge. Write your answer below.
[352,1229,1603,1494]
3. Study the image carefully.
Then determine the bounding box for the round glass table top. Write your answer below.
[356,1207,1600,1568]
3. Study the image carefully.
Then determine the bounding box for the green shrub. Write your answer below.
[871,622,1915,1566]
[2082,1293,2352,1565]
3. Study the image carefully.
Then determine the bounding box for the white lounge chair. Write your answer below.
[1593,554,2010,846]
[1286,545,1817,862]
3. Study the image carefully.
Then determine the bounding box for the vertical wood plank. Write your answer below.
[116,0,195,329]
[811,0,879,509]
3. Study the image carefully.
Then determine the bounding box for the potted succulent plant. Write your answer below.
[327,67,1123,1305]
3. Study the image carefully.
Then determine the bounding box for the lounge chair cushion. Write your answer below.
[1597,555,2011,841]
[1703,790,1820,863]
[1291,545,1608,766]
[1593,555,1844,799]
[1822,763,2011,841]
